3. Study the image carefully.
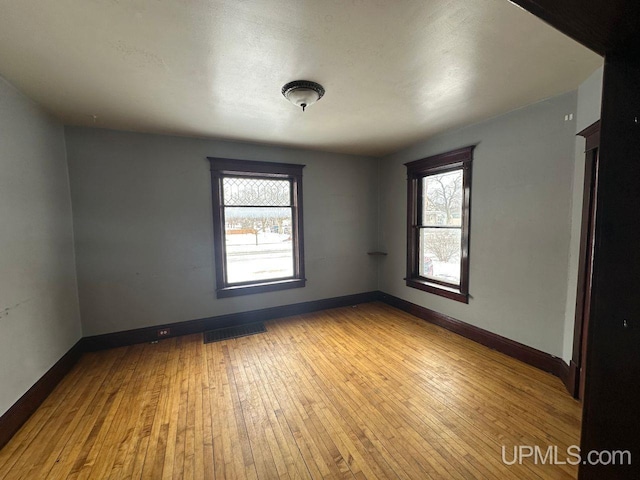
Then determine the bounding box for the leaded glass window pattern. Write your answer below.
[223,177,291,207]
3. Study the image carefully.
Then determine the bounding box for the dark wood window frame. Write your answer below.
[208,157,306,298]
[405,146,474,303]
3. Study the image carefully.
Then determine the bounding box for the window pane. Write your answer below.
[419,228,461,285]
[224,207,294,283]
[422,169,463,226]
[223,177,291,206]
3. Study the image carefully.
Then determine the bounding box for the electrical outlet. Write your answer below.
[157,328,171,337]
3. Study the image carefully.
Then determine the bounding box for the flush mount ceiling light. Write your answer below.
[281,80,325,112]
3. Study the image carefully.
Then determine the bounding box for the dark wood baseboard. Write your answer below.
[82,291,381,351]
[0,292,379,450]
[2,289,576,451]
[378,292,571,384]
[566,360,579,398]
[0,340,84,450]
[557,359,572,395]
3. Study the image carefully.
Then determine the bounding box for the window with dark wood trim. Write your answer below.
[405,146,473,303]
[208,158,305,298]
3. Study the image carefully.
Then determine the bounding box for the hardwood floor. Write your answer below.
[0,302,581,479]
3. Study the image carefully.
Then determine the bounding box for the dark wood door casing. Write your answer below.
[508,2,640,478]
[571,122,600,400]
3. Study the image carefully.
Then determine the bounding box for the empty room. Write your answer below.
[1,1,638,479]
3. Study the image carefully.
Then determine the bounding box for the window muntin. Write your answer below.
[406,146,473,303]
[209,158,305,298]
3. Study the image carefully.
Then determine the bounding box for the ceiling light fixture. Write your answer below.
[281,80,325,112]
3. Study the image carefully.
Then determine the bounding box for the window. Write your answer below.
[405,146,473,303]
[208,158,305,298]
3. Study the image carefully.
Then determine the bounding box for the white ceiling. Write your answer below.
[0,0,602,157]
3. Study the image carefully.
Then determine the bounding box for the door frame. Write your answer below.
[569,120,600,399]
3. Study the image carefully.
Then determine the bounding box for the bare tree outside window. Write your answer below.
[423,170,462,226]
[420,170,463,283]
[423,229,461,263]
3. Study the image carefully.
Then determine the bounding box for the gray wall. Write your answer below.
[0,77,81,416]
[575,66,604,134]
[377,91,579,358]
[65,128,378,336]
[562,66,603,361]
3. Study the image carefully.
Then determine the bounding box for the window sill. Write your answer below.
[216,278,306,298]
[405,278,468,304]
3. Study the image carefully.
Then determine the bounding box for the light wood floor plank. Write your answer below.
[109,339,169,480]
[0,302,581,479]
[0,350,106,478]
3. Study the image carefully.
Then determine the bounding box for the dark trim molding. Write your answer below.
[568,121,601,400]
[2,290,579,451]
[499,2,640,477]
[216,278,306,298]
[208,157,306,299]
[579,54,640,479]
[83,291,380,351]
[0,292,379,449]
[578,120,601,152]
[566,360,579,397]
[0,340,84,450]
[508,0,639,57]
[405,146,474,304]
[378,292,570,381]
[557,359,572,395]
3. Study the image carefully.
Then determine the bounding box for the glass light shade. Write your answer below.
[282,80,325,111]
[285,88,320,109]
